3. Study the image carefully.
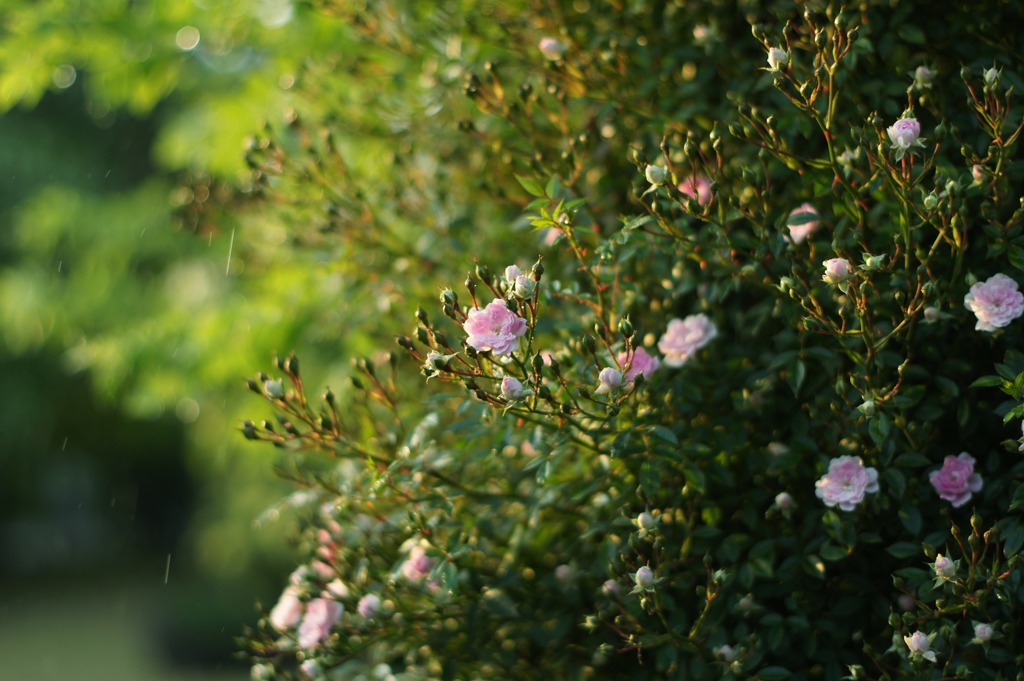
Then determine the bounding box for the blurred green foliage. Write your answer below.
[6,0,1024,679]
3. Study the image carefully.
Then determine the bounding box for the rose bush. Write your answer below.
[233,1,1024,679]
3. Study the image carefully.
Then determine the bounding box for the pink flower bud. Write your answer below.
[903,631,937,661]
[887,117,921,149]
[357,593,381,618]
[933,554,955,580]
[634,565,654,589]
[595,367,623,395]
[501,376,525,400]
[538,37,567,60]
[822,258,852,284]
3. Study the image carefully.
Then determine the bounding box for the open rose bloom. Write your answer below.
[963,273,1024,331]
[297,598,343,649]
[678,174,712,207]
[929,452,983,507]
[615,346,660,382]
[658,314,717,367]
[814,455,879,511]
[463,299,527,355]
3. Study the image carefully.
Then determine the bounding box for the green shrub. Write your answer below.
[240,1,1024,678]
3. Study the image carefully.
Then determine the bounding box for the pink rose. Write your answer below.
[963,273,1024,331]
[814,455,879,511]
[786,202,819,244]
[615,346,660,382]
[887,117,921,149]
[297,597,343,648]
[269,585,303,631]
[929,452,983,507]
[401,545,433,581]
[657,314,717,367]
[463,299,527,355]
[678,174,712,207]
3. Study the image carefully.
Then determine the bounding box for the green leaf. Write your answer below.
[819,542,849,562]
[896,24,926,45]
[757,666,792,681]
[515,174,545,197]
[882,468,906,499]
[899,504,922,535]
[647,425,678,445]
[788,359,806,396]
[544,175,561,198]
[868,413,891,445]
[640,460,659,496]
[894,452,930,468]
[1009,484,1024,512]
[683,463,706,493]
[886,542,920,559]
[1009,244,1024,272]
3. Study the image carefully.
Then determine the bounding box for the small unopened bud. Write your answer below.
[513,274,536,298]
[923,193,939,210]
[634,566,654,589]
[984,67,1000,87]
[618,316,634,338]
[500,376,525,400]
[440,288,457,306]
[416,306,429,325]
[531,258,544,279]
[637,512,656,530]
[595,367,623,395]
[858,399,876,416]
[645,165,667,185]
[264,380,284,399]
[538,36,567,61]
[528,354,542,373]
[924,306,939,322]
[933,553,956,580]
[822,257,852,284]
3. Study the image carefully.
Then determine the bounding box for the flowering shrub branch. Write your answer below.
[230,1,1024,679]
